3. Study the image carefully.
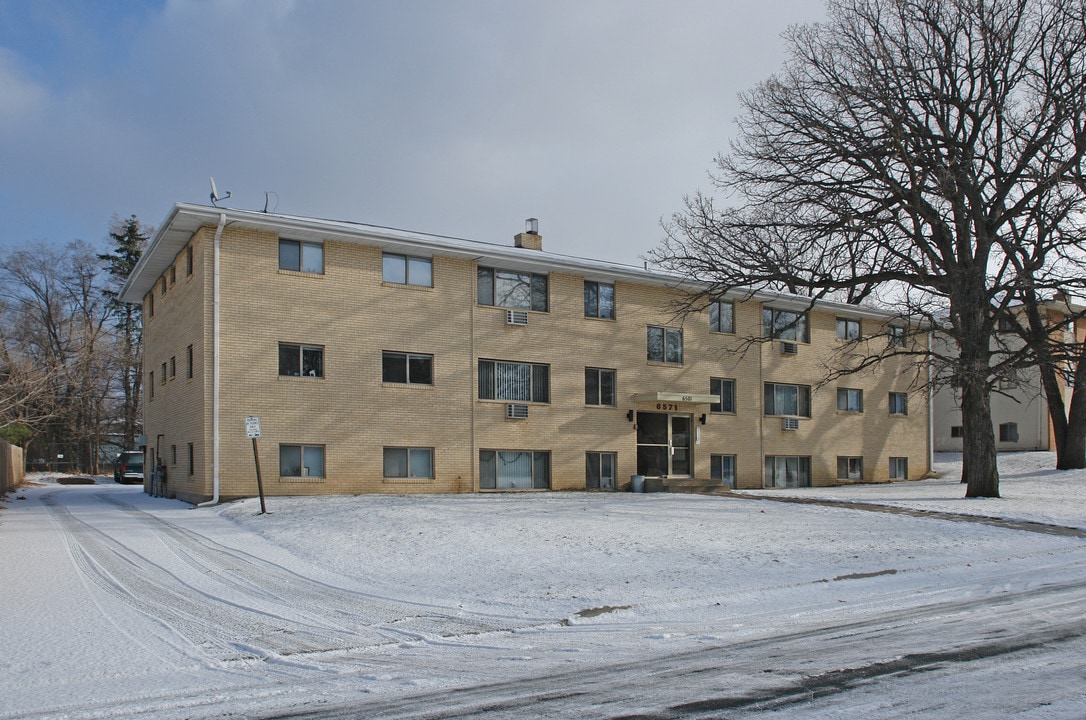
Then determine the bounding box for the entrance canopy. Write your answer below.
[633,392,718,405]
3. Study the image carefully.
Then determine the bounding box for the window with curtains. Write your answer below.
[765,456,811,487]
[479,450,550,489]
[478,360,550,403]
[764,382,811,417]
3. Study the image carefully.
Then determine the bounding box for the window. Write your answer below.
[887,325,906,347]
[998,377,1018,390]
[765,456,811,487]
[186,344,193,379]
[764,383,811,417]
[479,450,550,489]
[999,422,1019,442]
[187,443,194,476]
[149,371,154,398]
[279,343,324,378]
[585,452,616,489]
[477,266,547,311]
[890,457,908,480]
[383,352,433,385]
[711,454,736,488]
[837,388,864,412]
[647,326,683,364]
[478,360,550,403]
[168,265,176,287]
[837,456,864,481]
[160,362,167,384]
[279,238,324,274]
[951,425,963,438]
[169,356,176,379]
[889,392,908,415]
[763,308,809,342]
[160,278,166,296]
[383,447,434,479]
[710,301,735,334]
[584,368,616,406]
[710,378,735,413]
[279,444,325,478]
[147,292,154,318]
[836,318,861,340]
[382,253,432,287]
[185,245,193,276]
[170,445,177,466]
[584,281,615,319]
[997,315,1016,332]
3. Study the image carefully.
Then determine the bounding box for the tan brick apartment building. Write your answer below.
[120,204,931,504]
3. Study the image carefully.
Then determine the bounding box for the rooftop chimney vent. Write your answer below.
[525,217,539,234]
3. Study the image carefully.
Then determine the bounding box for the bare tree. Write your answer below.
[0,241,116,472]
[651,0,1086,498]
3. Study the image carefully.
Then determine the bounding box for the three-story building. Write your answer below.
[121,204,931,503]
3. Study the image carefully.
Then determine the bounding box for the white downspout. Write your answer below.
[196,213,226,507]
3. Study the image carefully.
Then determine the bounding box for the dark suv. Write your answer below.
[114,451,145,484]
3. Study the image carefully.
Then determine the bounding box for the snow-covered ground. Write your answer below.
[1,452,1084,719]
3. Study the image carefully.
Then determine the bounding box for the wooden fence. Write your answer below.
[0,439,25,495]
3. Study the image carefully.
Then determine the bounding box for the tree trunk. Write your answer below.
[960,376,1000,497]
[1057,358,1086,469]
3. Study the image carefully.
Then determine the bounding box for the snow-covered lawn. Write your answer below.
[1,451,1084,719]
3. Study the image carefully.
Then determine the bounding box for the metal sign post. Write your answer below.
[245,416,267,515]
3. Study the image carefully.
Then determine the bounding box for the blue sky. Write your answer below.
[0,0,826,265]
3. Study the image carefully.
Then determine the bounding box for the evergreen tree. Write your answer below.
[100,215,149,451]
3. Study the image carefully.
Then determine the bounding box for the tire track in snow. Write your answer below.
[40,490,535,668]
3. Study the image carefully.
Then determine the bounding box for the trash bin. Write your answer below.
[630,474,645,493]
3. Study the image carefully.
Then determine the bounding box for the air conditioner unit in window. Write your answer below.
[506,310,529,326]
[506,403,529,419]
[780,342,798,355]
[781,417,800,431]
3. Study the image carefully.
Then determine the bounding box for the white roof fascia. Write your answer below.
[119,203,909,324]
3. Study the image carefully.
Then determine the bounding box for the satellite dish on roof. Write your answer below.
[210,177,231,206]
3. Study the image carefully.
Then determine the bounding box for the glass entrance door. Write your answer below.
[636,412,693,478]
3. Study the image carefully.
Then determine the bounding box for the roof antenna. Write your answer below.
[209,177,231,206]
